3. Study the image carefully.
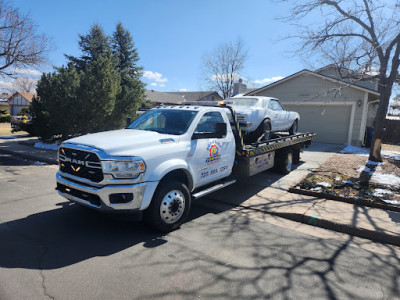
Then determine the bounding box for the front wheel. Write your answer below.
[289,119,298,135]
[144,179,191,232]
[255,119,272,142]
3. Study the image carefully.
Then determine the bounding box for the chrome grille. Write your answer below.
[59,147,104,182]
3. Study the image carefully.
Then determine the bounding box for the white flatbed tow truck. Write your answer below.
[56,102,315,232]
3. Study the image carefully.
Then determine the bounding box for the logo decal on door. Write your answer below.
[206,140,221,164]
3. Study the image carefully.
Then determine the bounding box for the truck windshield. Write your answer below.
[228,98,259,107]
[128,109,198,135]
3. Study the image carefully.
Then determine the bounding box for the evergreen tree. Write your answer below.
[31,64,81,140]
[65,24,111,71]
[31,23,145,140]
[110,22,145,128]
[112,22,143,78]
[78,52,121,133]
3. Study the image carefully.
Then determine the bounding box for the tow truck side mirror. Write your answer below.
[215,122,227,138]
[192,122,227,140]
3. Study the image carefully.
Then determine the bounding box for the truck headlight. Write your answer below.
[101,159,145,179]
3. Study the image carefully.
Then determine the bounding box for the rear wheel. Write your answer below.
[289,119,298,135]
[275,149,293,174]
[145,179,191,232]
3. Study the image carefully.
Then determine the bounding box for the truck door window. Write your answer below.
[195,112,224,134]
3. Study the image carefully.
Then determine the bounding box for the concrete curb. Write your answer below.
[0,148,58,165]
[289,187,400,213]
[207,197,400,247]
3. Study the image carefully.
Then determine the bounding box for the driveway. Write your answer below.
[204,142,344,207]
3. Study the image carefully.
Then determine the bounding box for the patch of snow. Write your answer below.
[310,187,322,191]
[340,145,369,155]
[371,173,400,186]
[358,166,372,174]
[383,200,400,205]
[335,176,341,181]
[317,182,331,188]
[0,134,28,139]
[344,180,355,185]
[366,160,384,166]
[373,188,393,197]
[34,142,59,151]
[382,151,400,161]
[34,161,47,165]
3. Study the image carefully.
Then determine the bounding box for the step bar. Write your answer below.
[192,179,236,199]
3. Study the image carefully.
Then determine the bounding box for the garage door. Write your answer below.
[284,105,351,144]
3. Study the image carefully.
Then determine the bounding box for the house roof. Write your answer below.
[145,90,184,104]
[166,91,221,102]
[0,94,10,103]
[245,69,380,97]
[10,91,37,103]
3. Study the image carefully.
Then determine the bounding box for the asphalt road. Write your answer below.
[1,153,400,300]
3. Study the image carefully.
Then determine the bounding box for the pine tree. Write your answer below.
[66,24,111,71]
[78,52,121,133]
[110,22,145,128]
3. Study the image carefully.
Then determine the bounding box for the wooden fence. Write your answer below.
[384,118,400,144]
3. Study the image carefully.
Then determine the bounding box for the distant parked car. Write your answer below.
[225,96,300,141]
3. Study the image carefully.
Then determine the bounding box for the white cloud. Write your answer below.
[143,71,168,82]
[252,76,284,86]
[150,83,157,86]
[179,88,188,92]
[12,67,42,77]
[159,84,165,87]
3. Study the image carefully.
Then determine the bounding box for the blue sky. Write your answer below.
[9,0,307,92]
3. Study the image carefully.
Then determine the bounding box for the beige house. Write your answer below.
[9,92,36,116]
[245,66,380,145]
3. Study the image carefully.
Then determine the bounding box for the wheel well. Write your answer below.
[159,169,193,191]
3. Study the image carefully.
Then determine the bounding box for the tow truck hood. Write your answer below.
[64,129,178,156]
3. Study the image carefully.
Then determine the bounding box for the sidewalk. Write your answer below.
[1,135,400,246]
[0,136,57,164]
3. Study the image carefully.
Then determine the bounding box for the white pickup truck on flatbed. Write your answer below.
[56,103,315,232]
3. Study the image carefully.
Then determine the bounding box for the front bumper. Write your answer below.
[56,172,148,212]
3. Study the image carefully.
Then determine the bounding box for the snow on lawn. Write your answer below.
[340,145,369,155]
[383,200,400,205]
[317,182,332,188]
[382,150,400,160]
[371,173,400,187]
[373,188,393,197]
[34,142,59,151]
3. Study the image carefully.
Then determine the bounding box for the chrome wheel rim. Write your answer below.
[160,190,185,224]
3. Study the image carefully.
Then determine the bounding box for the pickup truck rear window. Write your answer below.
[128,109,198,135]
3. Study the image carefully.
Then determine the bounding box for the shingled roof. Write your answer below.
[145,90,184,104]
[166,91,222,102]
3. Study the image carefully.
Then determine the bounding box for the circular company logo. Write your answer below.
[209,144,219,157]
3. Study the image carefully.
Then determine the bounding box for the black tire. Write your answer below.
[254,119,272,142]
[289,119,298,135]
[274,149,293,175]
[144,179,191,232]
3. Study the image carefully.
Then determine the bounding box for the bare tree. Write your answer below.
[282,0,400,161]
[5,77,37,93]
[201,38,248,99]
[0,0,49,77]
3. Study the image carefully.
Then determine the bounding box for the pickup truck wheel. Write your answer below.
[289,120,298,135]
[145,179,191,232]
[275,149,293,174]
